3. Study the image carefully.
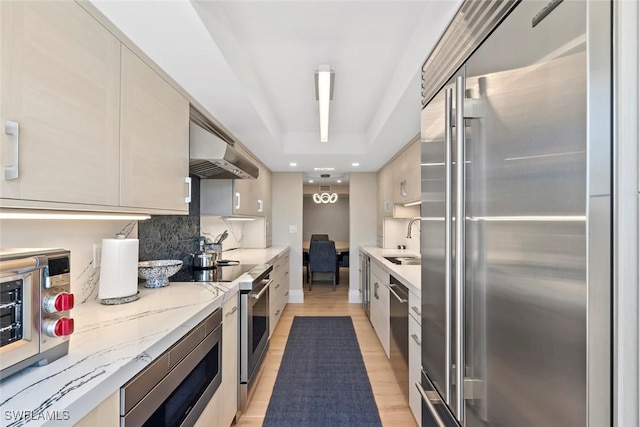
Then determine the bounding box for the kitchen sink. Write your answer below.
[384,255,421,266]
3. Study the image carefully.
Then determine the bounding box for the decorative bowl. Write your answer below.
[138,260,183,288]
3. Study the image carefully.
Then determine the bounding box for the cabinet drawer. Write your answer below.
[370,259,388,286]
[409,315,422,425]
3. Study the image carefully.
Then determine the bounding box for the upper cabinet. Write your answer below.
[201,146,272,220]
[393,137,421,205]
[0,0,121,205]
[120,47,189,213]
[0,1,190,214]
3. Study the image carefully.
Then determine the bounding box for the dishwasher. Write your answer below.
[388,275,409,405]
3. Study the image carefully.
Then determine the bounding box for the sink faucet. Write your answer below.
[407,217,421,239]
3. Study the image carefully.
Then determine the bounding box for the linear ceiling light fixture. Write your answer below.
[315,64,334,142]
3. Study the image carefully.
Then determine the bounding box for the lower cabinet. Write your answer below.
[408,310,422,425]
[269,249,290,337]
[73,391,119,427]
[195,295,238,427]
[369,259,390,358]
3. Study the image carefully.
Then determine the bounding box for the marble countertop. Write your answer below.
[219,246,288,266]
[359,246,421,294]
[0,245,289,426]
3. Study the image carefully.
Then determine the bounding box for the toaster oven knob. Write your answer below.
[43,292,75,313]
[43,318,74,337]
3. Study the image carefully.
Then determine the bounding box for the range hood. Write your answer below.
[189,122,259,179]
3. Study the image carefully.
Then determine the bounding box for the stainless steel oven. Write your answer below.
[0,248,74,380]
[121,308,222,427]
[239,264,272,410]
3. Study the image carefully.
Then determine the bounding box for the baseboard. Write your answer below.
[288,289,304,303]
[348,289,362,304]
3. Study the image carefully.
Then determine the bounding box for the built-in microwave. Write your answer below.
[0,248,74,380]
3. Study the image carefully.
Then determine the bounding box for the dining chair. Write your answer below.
[310,234,329,241]
[308,239,339,291]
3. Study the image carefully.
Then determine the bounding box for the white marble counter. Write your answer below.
[360,246,421,294]
[0,245,289,427]
[219,246,288,266]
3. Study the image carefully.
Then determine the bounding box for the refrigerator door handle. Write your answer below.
[444,86,454,405]
[416,382,447,427]
[454,75,466,419]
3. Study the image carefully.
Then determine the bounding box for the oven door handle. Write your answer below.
[251,279,272,300]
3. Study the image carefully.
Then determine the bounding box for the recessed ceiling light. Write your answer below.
[309,180,314,183]
[352,162,360,167]
[289,162,297,167]
[337,180,342,183]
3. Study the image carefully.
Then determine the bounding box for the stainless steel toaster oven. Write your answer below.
[0,248,74,380]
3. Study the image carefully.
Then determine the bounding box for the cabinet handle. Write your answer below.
[411,306,421,316]
[444,86,453,405]
[4,120,19,181]
[275,309,280,316]
[225,306,238,317]
[235,192,241,210]
[374,282,379,299]
[387,283,407,303]
[184,176,192,203]
[411,333,421,346]
[258,199,264,213]
[454,75,466,416]
[285,291,289,296]
[275,283,280,289]
[416,382,447,427]
[400,180,407,198]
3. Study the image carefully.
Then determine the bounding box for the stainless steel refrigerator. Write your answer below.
[418,1,612,426]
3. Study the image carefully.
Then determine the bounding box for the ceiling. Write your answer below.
[91,0,461,184]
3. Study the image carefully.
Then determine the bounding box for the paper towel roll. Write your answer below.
[99,237,139,301]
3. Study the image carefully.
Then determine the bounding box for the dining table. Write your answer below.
[302,240,349,253]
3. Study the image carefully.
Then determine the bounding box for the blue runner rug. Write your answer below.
[262,316,382,427]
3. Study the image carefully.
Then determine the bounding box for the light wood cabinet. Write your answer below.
[194,295,239,427]
[408,312,422,425]
[119,46,190,213]
[220,294,239,427]
[377,164,394,244]
[369,259,390,358]
[0,0,121,205]
[393,138,421,204]
[269,249,290,336]
[74,391,119,427]
[233,145,271,217]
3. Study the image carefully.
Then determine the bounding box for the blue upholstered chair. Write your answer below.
[308,239,338,291]
[310,234,329,241]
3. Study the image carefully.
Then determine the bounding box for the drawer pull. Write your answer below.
[411,306,421,316]
[411,333,421,346]
[225,306,238,317]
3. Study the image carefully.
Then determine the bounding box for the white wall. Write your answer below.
[0,219,138,304]
[302,195,349,242]
[272,172,303,302]
[349,173,377,303]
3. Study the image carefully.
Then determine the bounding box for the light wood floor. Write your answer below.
[235,268,418,427]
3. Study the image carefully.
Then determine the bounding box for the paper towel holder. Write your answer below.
[99,232,140,305]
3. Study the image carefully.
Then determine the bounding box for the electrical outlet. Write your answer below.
[289,225,297,234]
[93,244,102,268]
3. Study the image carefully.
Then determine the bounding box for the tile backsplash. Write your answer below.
[137,175,201,281]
